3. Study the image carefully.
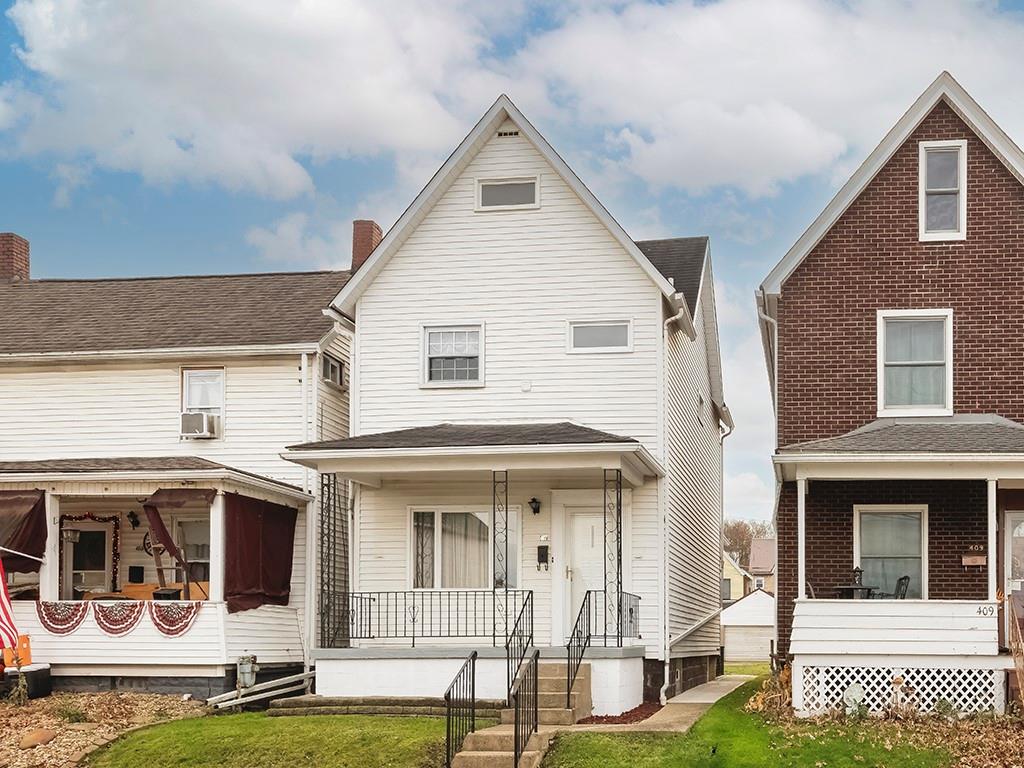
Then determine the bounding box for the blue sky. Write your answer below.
[5,0,1024,522]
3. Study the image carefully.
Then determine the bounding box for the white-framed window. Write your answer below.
[854,505,928,599]
[754,577,765,590]
[182,368,224,418]
[421,324,484,387]
[410,506,520,589]
[876,309,953,417]
[475,176,539,211]
[321,354,344,388]
[175,518,211,583]
[567,320,633,353]
[919,139,967,241]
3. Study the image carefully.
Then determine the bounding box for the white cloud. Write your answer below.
[245,212,352,269]
[724,471,775,522]
[50,162,90,208]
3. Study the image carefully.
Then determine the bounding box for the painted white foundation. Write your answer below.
[314,653,645,715]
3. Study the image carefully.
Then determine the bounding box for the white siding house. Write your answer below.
[0,264,352,696]
[285,95,731,716]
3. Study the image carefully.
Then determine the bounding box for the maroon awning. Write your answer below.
[0,490,46,573]
[224,493,297,613]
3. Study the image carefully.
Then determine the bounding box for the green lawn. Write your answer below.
[723,662,771,676]
[541,681,952,768]
[86,713,447,768]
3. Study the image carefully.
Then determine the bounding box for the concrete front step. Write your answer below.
[462,730,551,753]
[452,749,543,768]
[499,706,580,726]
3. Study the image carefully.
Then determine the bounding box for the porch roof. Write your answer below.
[282,422,664,485]
[0,456,310,502]
[780,415,1024,455]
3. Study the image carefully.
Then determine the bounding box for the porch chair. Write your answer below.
[875,575,910,600]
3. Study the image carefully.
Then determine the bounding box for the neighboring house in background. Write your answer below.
[758,72,1024,716]
[748,537,776,593]
[0,233,353,696]
[721,589,775,662]
[284,94,732,719]
[721,550,751,605]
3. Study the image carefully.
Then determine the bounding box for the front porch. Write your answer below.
[0,458,312,694]
[774,429,1024,715]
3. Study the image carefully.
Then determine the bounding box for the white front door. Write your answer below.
[1005,511,1024,639]
[568,509,605,634]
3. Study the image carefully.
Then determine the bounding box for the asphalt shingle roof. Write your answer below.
[780,415,1024,454]
[0,270,350,355]
[635,237,708,314]
[289,422,637,451]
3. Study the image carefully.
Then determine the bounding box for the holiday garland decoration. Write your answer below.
[59,512,121,593]
[148,601,202,637]
[93,601,145,636]
[36,601,90,635]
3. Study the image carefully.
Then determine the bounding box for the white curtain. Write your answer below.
[884,320,945,407]
[860,512,922,598]
[413,511,435,589]
[441,512,489,588]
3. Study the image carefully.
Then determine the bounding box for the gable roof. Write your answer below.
[330,95,692,324]
[721,588,775,626]
[760,72,1024,297]
[635,237,708,315]
[0,270,350,358]
[723,550,751,580]
[748,537,775,574]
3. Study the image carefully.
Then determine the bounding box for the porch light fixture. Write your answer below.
[528,497,541,515]
[61,529,80,544]
[127,511,140,530]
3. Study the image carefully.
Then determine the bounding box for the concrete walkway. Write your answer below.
[571,674,754,734]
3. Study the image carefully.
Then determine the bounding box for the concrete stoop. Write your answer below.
[267,694,504,719]
[455,662,592,767]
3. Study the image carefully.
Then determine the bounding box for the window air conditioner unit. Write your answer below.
[180,411,218,439]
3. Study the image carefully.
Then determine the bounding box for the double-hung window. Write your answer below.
[422,325,483,386]
[182,368,224,419]
[877,309,952,416]
[919,140,967,241]
[411,507,519,589]
[855,505,927,599]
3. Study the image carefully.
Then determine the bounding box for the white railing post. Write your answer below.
[38,492,60,601]
[209,491,226,603]
[797,479,807,600]
[988,479,998,602]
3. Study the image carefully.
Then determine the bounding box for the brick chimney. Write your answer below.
[351,220,382,272]
[0,233,29,281]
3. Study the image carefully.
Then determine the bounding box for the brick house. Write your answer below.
[757,72,1024,716]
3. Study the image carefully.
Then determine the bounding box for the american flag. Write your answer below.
[0,558,20,650]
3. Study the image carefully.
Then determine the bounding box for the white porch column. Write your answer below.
[797,479,807,600]
[38,492,60,601]
[209,491,226,603]
[988,479,998,602]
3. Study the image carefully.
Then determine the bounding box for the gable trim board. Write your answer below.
[331,95,693,332]
[759,71,1024,299]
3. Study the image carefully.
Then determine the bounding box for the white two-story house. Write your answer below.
[284,96,732,719]
[0,235,351,697]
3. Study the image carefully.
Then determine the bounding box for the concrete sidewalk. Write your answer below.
[572,674,754,734]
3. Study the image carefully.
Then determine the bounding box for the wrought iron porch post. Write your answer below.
[603,469,623,648]
[493,470,509,647]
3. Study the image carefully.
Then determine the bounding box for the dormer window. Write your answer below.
[877,309,953,417]
[476,177,539,211]
[919,140,967,241]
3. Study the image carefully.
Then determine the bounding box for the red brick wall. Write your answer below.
[0,233,29,281]
[776,479,986,655]
[776,100,1024,447]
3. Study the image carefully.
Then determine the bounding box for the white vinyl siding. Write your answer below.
[316,334,352,443]
[355,120,662,453]
[664,258,724,657]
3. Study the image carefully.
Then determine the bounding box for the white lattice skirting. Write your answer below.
[796,664,1006,716]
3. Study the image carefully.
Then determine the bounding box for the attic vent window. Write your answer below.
[476,176,539,211]
[497,130,519,138]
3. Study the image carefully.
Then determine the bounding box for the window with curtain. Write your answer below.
[412,509,493,589]
[881,315,949,411]
[919,140,966,240]
[858,509,924,598]
[423,326,482,385]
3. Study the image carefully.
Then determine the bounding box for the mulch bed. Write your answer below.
[0,691,205,768]
[577,701,663,724]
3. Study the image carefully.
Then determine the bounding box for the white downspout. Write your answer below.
[757,288,779,446]
[299,352,312,675]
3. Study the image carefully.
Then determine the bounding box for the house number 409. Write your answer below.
[976,605,995,616]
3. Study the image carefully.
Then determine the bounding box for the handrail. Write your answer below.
[565,590,594,709]
[511,649,539,768]
[505,591,534,705]
[1008,597,1024,699]
[444,650,477,768]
